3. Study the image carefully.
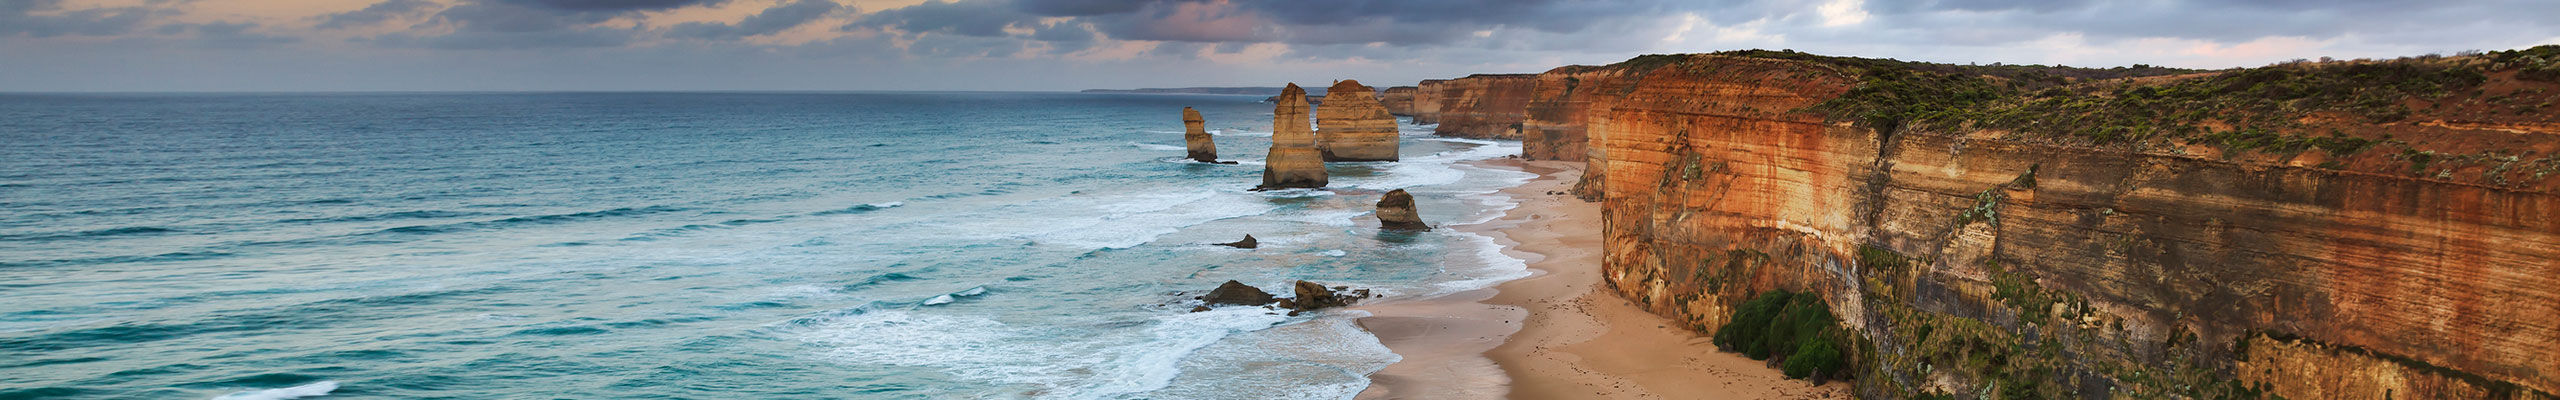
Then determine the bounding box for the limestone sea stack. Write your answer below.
[1376,189,1427,230]
[1257,83,1327,190]
[1315,80,1400,162]
[1182,107,1217,163]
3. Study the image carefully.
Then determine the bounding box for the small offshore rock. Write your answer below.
[1202,280,1276,306]
[1216,234,1259,249]
[1289,280,1361,310]
[1376,189,1429,230]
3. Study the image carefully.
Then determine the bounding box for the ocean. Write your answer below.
[0,92,1533,399]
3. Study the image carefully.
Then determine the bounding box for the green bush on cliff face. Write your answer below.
[1713,289,1851,380]
[1781,338,1845,379]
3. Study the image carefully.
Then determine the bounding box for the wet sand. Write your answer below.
[1355,159,1848,399]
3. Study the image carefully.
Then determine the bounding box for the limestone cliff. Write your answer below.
[1492,48,2560,399]
[1411,79,1449,124]
[1317,80,1401,161]
[1183,107,1217,163]
[1259,83,1327,190]
[1426,74,1539,139]
[1381,86,1419,117]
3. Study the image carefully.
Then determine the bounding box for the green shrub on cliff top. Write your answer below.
[1706,47,2522,149]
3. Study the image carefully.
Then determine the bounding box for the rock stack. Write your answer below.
[1316,80,1400,162]
[1257,83,1327,190]
[1376,189,1428,230]
[1182,107,1218,163]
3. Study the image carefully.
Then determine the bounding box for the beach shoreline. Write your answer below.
[1354,159,1848,399]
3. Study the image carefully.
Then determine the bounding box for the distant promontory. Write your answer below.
[1080,86,1332,96]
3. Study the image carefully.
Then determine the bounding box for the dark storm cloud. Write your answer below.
[1010,0,1154,16]
[667,0,844,40]
[315,0,442,30]
[0,0,160,38]
[500,0,725,12]
[845,0,1036,37]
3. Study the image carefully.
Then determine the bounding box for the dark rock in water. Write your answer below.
[1376,189,1429,230]
[1216,234,1259,249]
[1288,280,1367,310]
[1202,280,1275,306]
[1190,305,1211,313]
[1275,298,1297,309]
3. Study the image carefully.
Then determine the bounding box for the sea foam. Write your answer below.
[210,381,337,400]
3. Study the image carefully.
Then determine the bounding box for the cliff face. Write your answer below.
[1520,66,1645,163]
[1316,80,1400,161]
[1427,74,1539,139]
[1411,79,1448,124]
[1380,86,1418,117]
[1542,52,2560,399]
[1260,83,1327,189]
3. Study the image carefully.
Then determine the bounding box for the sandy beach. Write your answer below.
[1356,159,1849,399]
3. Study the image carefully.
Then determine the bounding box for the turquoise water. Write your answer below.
[0,92,1532,399]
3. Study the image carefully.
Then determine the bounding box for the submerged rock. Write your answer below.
[1201,280,1275,307]
[1376,189,1428,230]
[1215,234,1259,249]
[1257,83,1327,190]
[1316,80,1399,162]
[1183,107,1218,163]
[1288,280,1366,310]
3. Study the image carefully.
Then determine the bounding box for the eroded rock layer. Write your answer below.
[1183,107,1216,163]
[1532,53,2560,399]
[1259,83,1327,190]
[1380,86,1418,117]
[1427,74,1539,139]
[1411,79,1448,124]
[1316,80,1400,161]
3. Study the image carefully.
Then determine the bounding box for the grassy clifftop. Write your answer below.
[1618,46,2560,190]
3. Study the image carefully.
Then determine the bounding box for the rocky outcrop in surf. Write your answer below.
[1316,80,1400,162]
[1289,280,1366,310]
[1201,280,1275,306]
[1375,189,1427,230]
[1257,83,1328,190]
[1182,107,1219,163]
[1215,234,1258,249]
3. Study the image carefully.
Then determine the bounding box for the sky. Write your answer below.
[3,0,2556,92]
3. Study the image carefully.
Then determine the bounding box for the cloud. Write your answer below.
[315,0,442,30]
[500,0,726,12]
[845,0,1035,37]
[170,22,300,48]
[0,0,160,38]
[666,0,845,40]
[362,0,734,49]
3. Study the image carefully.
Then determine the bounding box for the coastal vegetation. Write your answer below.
[1712,289,1851,382]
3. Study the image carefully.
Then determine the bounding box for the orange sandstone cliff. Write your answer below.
[1317,79,1401,161]
[1430,48,2560,399]
[1426,74,1539,139]
[1411,79,1449,124]
[1380,86,1418,117]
